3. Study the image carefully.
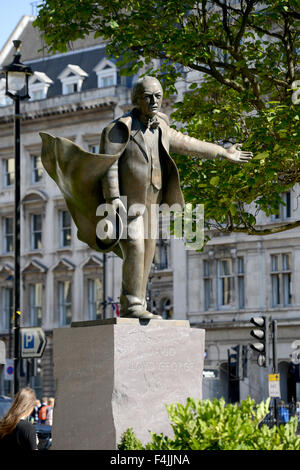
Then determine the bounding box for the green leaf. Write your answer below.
[253,152,270,160]
[210,176,220,186]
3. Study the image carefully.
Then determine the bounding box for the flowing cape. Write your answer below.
[40,132,124,253]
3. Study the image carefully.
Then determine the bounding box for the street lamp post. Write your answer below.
[2,40,33,394]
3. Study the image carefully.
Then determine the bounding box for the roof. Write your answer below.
[0,15,133,100]
[0,15,106,65]
[27,45,113,98]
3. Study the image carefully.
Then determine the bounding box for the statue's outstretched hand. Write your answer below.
[224,143,253,163]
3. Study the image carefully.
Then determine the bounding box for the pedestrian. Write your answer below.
[0,387,38,450]
[30,399,41,423]
[38,397,49,424]
[45,398,54,426]
[296,402,300,433]
[296,402,300,421]
[278,400,290,424]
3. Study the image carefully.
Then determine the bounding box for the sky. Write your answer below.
[0,0,38,50]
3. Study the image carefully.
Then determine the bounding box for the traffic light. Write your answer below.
[32,358,42,376]
[250,316,269,367]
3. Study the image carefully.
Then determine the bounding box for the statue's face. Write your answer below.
[136,79,163,118]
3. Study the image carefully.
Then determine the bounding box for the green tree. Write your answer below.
[34,1,300,238]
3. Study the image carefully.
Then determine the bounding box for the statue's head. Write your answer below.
[131,76,163,118]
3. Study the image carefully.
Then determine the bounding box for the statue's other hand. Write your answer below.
[107,197,127,217]
[225,143,253,163]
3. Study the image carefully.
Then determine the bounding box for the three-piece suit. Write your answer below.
[40,108,221,314]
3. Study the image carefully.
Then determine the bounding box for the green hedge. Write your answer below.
[118,397,300,450]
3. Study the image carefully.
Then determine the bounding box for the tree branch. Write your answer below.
[282,12,295,83]
[233,220,300,235]
[209,219,300,236]
[234,0,255,49]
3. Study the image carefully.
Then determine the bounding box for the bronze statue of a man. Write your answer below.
[40,76,252,320]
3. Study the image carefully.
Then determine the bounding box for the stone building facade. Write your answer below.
[0,15,299,405]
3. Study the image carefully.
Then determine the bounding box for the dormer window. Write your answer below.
[94,59,117,89]
[29,72,53,101]
[58,64,88,95]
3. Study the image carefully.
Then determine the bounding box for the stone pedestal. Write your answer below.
[51,318,205,450]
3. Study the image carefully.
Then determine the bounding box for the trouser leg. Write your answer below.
[141,186,161,306]
[141,219,158,306]
[118,186,162,318]
[119,215,145,314]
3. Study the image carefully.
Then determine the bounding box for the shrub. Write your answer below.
[118,427,144,450]
[118,397,300,450]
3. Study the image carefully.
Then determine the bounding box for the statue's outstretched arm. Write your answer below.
[168,127,252,163]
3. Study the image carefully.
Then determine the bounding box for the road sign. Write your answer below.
[268,373,281,398]
[4,359,14,381]
[20,327,47,358]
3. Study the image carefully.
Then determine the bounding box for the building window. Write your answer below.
[101,74,115,88]
[65,82,78,94]
[282,191,291,219]
[31,155,43,183]
[59,210,72,247]
[87,278,102,320]
[237,257,245,309]
[154,240,168,270]
[58,280,72,326]
[3,158,14,187]
[2,287,13,330]
[94,60,117,91]
[29,283,42,326]
[88,144,99,154]
[204,260,213,311]
[204,256,245,310]
[58,64,88,96]
[29,72,53,101]
[31,89,44,100]
[217,259,234,307]
[30,214,42,250]
[97,68,117,88]
[271,253,292,307]
[3,216,13,253]
[273,191,291,220]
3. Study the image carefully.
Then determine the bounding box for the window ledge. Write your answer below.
[56,246,73,253]
[26,249,44,256]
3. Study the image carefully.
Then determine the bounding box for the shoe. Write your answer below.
[120,308,162,320]
[120,295,163,320]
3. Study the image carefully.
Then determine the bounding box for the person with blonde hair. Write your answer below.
[46,397,55,426]
[0,387,38,450]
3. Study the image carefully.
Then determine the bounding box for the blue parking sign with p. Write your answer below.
[24,333,34,350]
[21,327,46,358]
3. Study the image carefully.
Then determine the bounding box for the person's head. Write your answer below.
[131,76,163,119]
[0,387,36,438]
[41,397,48,405]
[48,397,55,407]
